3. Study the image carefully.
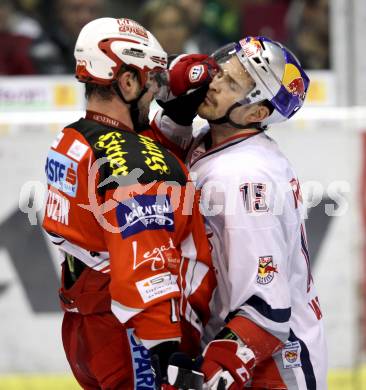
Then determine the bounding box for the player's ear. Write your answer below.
[117,71,139,99]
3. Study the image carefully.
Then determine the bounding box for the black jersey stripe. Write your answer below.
[245,295,291,323]
[289,329,317,389]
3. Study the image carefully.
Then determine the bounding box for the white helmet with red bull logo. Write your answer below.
[211,36,310,127]
[74,17,167,87]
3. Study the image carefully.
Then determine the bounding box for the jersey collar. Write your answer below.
[191,129,261,167]
[85,110,134,132]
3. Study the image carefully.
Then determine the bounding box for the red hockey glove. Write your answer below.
[156,54,219,126]
[200,340,255,390]
[168,54,219,96]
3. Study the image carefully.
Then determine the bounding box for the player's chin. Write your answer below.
[198,104,215,120]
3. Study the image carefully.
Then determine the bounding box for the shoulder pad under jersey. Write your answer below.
[72,118,187,193]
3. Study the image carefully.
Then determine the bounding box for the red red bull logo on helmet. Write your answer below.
[283,63,306,100]
[239,37,262,58]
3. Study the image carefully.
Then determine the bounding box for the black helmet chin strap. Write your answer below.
[112,80,149,132]
[209,101,264,130]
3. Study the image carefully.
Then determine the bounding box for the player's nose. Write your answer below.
[208,75,221,93]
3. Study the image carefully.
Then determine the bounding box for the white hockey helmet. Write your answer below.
[74,17,168,86]
[211,36,310,127]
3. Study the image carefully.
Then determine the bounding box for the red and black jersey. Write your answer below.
[43,111,216,345]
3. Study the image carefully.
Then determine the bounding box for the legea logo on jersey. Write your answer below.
[45,150,78,197]
[117,195,175,238]
[132,238,177,271]
[257,255,278,285]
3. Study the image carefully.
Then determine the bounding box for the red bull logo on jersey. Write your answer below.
[283,63,306,100]
[239,37,262,58]
[257,256,277,285]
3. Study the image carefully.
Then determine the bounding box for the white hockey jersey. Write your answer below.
[187,126,327,389]
[154,111,327,389]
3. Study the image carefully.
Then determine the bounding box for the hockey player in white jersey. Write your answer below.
[155,37,327,389]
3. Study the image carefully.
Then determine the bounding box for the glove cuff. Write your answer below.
[226,315,284,363]
[157,83,208,126]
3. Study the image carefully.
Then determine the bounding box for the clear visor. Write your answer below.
[211,42,238,65]
[211,43,257,105]
[206,43,260,126]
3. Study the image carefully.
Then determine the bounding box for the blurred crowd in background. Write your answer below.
[0,0,329,76]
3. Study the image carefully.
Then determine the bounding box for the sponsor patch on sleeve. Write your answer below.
[257,255,277,285]
[45,150,78,197]
[282,341,302,369]
[136,272,179,303]
[66,139,89,161]
[116,195,175,239]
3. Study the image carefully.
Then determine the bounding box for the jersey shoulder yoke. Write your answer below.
[72,118,187,191]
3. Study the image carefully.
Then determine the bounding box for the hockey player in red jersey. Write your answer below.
[155,38,328,389]
[42,17,216,389]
